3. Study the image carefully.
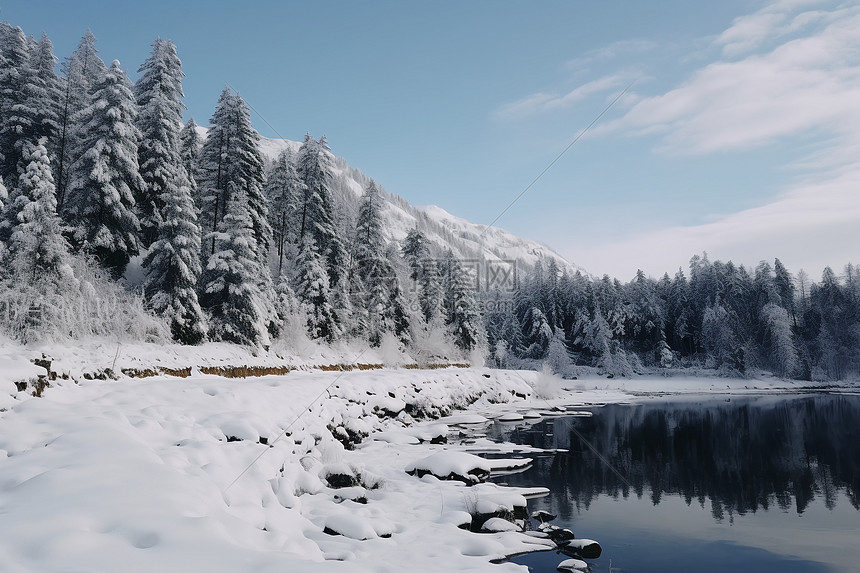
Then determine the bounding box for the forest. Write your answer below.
[0,23,857,380]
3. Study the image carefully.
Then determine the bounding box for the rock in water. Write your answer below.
[544,525,575,543]
[531,510,556,522]
[561,538,602,559]
[557,557,588,571]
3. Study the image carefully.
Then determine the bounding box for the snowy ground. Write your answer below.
[1,342,856,573]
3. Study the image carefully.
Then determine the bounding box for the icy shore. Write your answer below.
[1,343,856,572]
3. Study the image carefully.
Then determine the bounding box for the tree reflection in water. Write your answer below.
[491,395,860,522]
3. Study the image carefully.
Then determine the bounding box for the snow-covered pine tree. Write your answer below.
[295,134,345,285]
[179,118,200,188]
[401,228,442,325]
[293,233,339,342]
[143,167,206,345]
[29,34,61,162]
[385,243,412,342]
[0,176,7,212]
[55,30,107,210]
[0,25,37,190]
[1,141,73,342]
[231,93,270,264]
[198,89,270,265]
[760,302,798,378]
[265,149,303,275]
[439,250,484,353]
[134,38,185,249]
[5,140,72,281]
[351,180,411,345]
[522,306,552,358]
[545,327,573,376]
[197,88,233,253]
[199,187,270,348]
[64,60,142,279]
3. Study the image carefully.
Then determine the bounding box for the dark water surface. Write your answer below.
[488,394,860,573]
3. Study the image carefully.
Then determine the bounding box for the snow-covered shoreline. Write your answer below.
[1,351,857,572]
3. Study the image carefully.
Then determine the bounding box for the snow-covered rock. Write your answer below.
[557,557,589,571]
[481,517,519,532]
[405,451,492,484]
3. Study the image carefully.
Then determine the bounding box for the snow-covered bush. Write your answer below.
[0,254,167,344]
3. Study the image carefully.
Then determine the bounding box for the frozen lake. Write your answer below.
[490,393,860,573]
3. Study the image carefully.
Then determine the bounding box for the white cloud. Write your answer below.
[567,0,860,279]
[600,3,860,156]
[494,74,628,121]
[716,0,837,57]
[570,166,860,280]
[563,39,658,71]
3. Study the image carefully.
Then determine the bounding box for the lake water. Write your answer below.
[487,394,860,573]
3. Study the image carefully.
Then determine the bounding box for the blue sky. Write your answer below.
[4,0,858,280]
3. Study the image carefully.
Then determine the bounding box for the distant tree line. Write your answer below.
[490,254,860,380]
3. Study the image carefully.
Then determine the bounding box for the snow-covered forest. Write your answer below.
[499,256,860,381]
[0,24,857,380]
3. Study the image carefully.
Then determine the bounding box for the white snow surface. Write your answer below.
[1,339,856,572]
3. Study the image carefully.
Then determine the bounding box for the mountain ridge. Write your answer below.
[199,125,584,279]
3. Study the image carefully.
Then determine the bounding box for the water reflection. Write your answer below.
[491,395,860,520]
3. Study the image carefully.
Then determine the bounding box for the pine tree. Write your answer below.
[5,141,72,281]
[198,89,269,264]
[295,134,345,285]
[29,34,61,159]
[143,167,206,344]
[56,30,107,210]
[179,118,200,188]
[199,188,270,347]
[402,228,442,325]
[64,60,142,279]
[134,38,185,248]
[0,25,37,189]
[523,306,552,358]
[265,149,302,275]
[439,250,484,353]
[760,302,798,378]
[2,141,73,342]
[294,234,339,342]
[350,183,411,346]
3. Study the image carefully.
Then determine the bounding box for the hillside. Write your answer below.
[201,126,582,279]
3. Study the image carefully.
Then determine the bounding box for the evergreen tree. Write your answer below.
[350,182,411,346]
[143,167,206,344]
[29,34,61,160]
[5,141,71,281]
[402,228,442,325]
[773,258,796,326]
[134,38,185,248]
[265,149,302,275]
[178,118,201,187]
[199,188,270,347]
[198,89,269,263]
[0,25,36,189]
[523,306,552,358]
[295,134,345,285]
[294,234,339,342]
[2,141,74,342]
[760,302,798,378]
[64,60,142,279]
[56,30,107,210]
[439,250,484,353]
[546,328,573,376]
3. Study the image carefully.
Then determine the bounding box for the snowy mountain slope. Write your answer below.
[197,126,582,278]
